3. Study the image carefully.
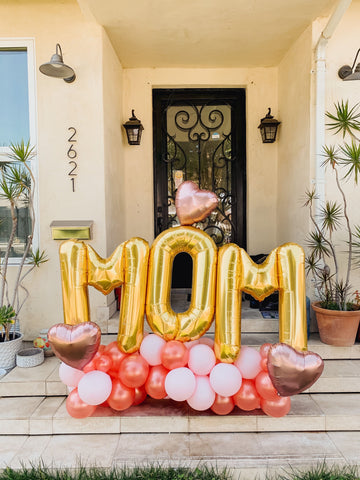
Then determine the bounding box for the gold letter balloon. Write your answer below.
[60,231,307,360]
[59,237,149,353]
[146,226,217,341]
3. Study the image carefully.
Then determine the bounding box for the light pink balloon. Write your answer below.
[140,334,166,366]
[187,375,216,411]
[184,339,200,349]
[234,346,262,379]
[209,363,242,397]
[77,370,112,405]
[198,337,215,348]
[188,344,216,375]
[59,362,85,387]
[165,367,196,401]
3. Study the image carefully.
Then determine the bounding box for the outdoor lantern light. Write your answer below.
[123,110,144,145]
[39,44,76,83]
[338,48,360,80]
[258,108,281,143]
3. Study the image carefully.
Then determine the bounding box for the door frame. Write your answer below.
[152,88,247,248]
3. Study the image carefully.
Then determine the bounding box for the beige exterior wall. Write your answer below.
[323,0,360,290]
[277,26,313,248]
[122,67,278,255]
[4,0,360,339]
[0,0,123,338]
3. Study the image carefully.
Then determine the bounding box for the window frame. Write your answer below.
[0,38,39,264]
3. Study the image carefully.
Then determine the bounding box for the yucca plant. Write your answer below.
[305,100,360,311]
[0,141,47,342]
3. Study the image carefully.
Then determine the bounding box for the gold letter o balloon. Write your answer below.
[146,226,217,341]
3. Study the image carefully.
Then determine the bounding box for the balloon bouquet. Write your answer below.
[48,181,324,419]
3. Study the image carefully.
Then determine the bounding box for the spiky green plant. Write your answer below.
[0,141,48,341]
[304,100,360,310]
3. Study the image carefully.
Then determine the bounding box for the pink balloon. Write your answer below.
[66,388,96,419]
[59,362,85,387]
[234,346,262,379]
[209,363,242,397]
[77,370,112,405]
[198,337,215,348]
[140,334,166,366]
[184,339,200,349]
[165,367,196,401]
[187,376,216,411]
[188,344,216,375]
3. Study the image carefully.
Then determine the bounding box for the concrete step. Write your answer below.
[105,304,279,335]
[1,335,360,397]
[0,393,359,436]
[1,430,360,479]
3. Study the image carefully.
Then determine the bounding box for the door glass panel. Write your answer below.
[166,104,233,246]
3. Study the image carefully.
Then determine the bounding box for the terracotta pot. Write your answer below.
[312,302,360,346]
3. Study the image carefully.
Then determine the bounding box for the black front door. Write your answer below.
[153,88,246,288]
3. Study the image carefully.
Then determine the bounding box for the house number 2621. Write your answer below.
[67,127,77,192]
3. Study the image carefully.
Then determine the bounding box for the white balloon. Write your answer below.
[59,362,85,387]
[184,339,200,349]
[234,346,262,379]
[209,363,242,397]
[198,336,215,348]
[78,370,112,405]
[188,344,216,375]
[140,334,166,365]
[165,367,196,401]
[187,376,215,411]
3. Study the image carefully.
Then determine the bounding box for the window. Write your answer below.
[0,49,29,146]
[0,39,37,259]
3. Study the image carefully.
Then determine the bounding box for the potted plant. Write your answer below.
[0,141,47,369]
[305,100,360,346]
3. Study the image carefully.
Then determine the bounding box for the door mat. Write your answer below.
[261,311,279,319]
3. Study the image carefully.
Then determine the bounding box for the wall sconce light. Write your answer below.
[338,48,360,81]
[39,44,76,83]
[123,110,144,145]
[258,108,281,143]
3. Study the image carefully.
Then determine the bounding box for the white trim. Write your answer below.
[0,37,39,256]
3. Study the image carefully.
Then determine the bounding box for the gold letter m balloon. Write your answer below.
[215,243,307,362]
[59,238,149,353]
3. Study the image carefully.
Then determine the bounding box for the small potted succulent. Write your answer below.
[305,100,360,346]
[0,141,47,369]
[0,305,22,369]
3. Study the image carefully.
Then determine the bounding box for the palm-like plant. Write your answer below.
[305,100,360,311]
[0,141,47,342]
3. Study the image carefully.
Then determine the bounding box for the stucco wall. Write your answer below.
[102,30,125,253]
[122,68,278,255]
[323,0,360,291]
[0,0,123,338]
[277,26,312,248]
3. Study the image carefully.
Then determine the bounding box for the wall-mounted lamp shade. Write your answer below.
[258,108,281,143]
[39,44,76,83]
[123,110,144,145]
[338,48,360,81]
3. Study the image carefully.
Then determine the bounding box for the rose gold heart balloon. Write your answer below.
[48,322,101,370]
[267,343,324,397]
[175,181,218,225]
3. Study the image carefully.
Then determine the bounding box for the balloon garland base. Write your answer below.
[60,337,293,419]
